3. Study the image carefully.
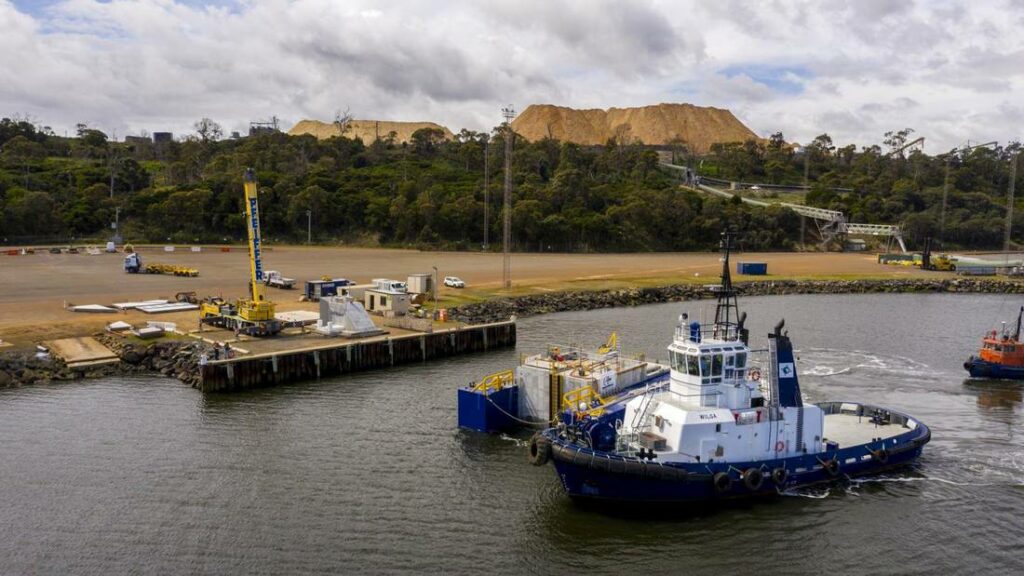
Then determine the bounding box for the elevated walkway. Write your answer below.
[661,163,906,252]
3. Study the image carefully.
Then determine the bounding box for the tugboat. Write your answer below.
[964,307,1024,379]
[528,233,931,503]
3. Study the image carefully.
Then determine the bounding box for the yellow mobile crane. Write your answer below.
[200,169,283,336]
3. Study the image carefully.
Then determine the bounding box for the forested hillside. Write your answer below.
[702,130,1022,249]
[0,117,797,251]
[0,117,1018,251]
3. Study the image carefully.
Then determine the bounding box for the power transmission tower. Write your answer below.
[483,137,490,250]
[501,106,515,289]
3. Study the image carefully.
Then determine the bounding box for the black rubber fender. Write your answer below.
[713,472,732,494]
[771,467,789,486]
[742,468,765,491]
[528,433,551,466]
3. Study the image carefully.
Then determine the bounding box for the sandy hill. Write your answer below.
[289,119,454,144]
[511,103,757,153]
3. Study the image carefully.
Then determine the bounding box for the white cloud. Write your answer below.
[0,0,1021,150]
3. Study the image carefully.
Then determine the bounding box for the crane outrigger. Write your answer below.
[199,169,283,336]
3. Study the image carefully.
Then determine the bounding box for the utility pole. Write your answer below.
[483,136,490,250]
[1007,151,1019,253]
[306,209,312,244]
[501,106,515,289]
[113,206,121,243]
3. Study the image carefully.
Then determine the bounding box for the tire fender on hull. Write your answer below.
[713,472,732,494]
[742,468,764,491]
[528,433,551,466]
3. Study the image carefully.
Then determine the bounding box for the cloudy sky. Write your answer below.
[2,0,1022,150]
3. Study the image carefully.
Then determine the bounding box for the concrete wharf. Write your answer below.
[199,320,516,392]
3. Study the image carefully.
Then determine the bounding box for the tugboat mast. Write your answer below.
[713,232,746,342]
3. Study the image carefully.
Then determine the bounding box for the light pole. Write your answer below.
[306,209,312,244]
[1006,150,1019,254]
[112,206,121,244]
[108,153,119,199]
[483,137,489,250]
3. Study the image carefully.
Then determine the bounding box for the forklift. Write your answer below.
[921,237,955,271]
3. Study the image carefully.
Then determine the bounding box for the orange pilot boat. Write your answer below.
[964,307,1024,379]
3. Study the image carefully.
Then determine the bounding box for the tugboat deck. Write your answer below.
[823,412,911,447]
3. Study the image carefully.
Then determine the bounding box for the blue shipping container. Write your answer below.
[737,262,768,275]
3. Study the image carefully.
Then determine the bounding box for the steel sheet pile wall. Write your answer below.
[200,321,516,392]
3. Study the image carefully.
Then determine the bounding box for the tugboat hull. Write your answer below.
[538,403,931,503]
[964,357,1024,380]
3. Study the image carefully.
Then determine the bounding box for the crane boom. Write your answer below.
[243,168,266,304]
[197,168,281,336]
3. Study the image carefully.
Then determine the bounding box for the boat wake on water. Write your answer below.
[800,366,852,377]
[781,473,996,500]
[778,486,831,499]
[499,433,528,447]
[802,348,943,380]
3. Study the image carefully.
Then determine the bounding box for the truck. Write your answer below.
[263,270,296,289]
[372,278,407,293]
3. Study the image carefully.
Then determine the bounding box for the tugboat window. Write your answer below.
[712,354,723,377]
[672,352,686,374]
[726,355,735,367]
[699,355,711,380]
[735,352,747,369]
[687,354,700,376]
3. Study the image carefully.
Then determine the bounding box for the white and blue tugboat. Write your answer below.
[529,234,931,503]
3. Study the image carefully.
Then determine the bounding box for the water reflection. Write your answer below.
[965,378,1023,424]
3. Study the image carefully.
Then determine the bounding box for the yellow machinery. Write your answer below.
[145,263,199,277]
[921,237,955,271]
[597,332,618,355]
[200,169,282,336]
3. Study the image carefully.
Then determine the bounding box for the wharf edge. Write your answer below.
[199,320,516,392]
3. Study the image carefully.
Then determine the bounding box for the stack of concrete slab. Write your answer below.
[45,337,120,368]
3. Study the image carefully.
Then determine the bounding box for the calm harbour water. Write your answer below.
[2,293,1024,575]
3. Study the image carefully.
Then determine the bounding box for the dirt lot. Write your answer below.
[0,245,935,348]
